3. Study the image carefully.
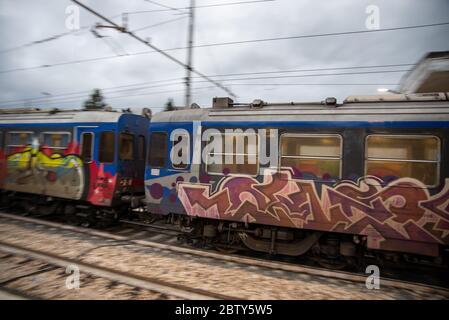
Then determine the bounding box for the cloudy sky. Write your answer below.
[0,0,448,114]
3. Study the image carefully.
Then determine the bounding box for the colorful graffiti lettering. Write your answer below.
[178,169,449,255]
[1,140,118,206]
[4,143,84,199]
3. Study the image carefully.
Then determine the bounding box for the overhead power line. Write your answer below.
[1,82,399,109]
[0,65,410,106]
[0,21,447,75]
[93,17,187,56]
[0,79,185,107]
[132,16,187,32]
[144,0,188,15]
[71,0,236,98]
[225,82,400,86]
[0,29,87,55]
[6,86,216,109]
[8,82,186,107]
[130,0,275,14]
[0,0,272,57]
[192,69,410,83]
[0,14,186,57]
[0,79,401,108]
[191,63,414,78]
[0,14,123,55]
[189,21,449,49]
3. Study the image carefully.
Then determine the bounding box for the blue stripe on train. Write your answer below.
[0,122,117,127]
[150,121,449,130]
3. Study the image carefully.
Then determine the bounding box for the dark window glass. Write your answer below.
[119,133,134,160]
[6,132,33,154]
[280,135,342,180]
[138,135,146,160]
[81,132,93,162]
[42,133,70,149]
[99,131,115,163]
[148,132,167,168]
[366,135,440,186]
[206,132,259,176]
[7,132,33,146]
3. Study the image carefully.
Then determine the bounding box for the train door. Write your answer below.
[117,131,139,192]
[79,131,94,163]
[145,124,193,215]
[95,129,117,206]
[147,127,192,178]
[76,127,95,201]
[77,126,117,206]
[147,131,169,179]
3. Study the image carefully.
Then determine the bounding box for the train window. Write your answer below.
[119,133,134,161]
[41,132,71,151]
[171,133,189,170]
[138,135,146,161]
[280,134,342,180]
[6,131,33,153]
[148,132,167,168]
[99,131,115,163]
[206,131,259,176]
[365,135,440,186]
[80,132,93,162]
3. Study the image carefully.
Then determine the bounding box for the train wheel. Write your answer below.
[316,257,348,270]
[214,245,239,254]
[64,204,80,226]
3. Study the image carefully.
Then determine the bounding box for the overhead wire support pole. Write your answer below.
[185,0,195,108]
[71,0,236,100]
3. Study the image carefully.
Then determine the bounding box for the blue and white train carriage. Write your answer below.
[0,108,150,218]
[144,93,449,263]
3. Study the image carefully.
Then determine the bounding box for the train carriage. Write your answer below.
[144,93,449,264]
[0,109,149,218]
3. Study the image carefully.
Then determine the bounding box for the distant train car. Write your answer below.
[0,109,149,220]
[144,93,449,265]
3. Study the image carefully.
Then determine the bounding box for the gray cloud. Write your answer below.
[0,0,448,114]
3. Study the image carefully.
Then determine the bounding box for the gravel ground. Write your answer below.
[0,219,448,300]
[0,253,176,300]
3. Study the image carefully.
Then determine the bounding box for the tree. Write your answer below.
[164,98,175,112]
[83,89,107,110]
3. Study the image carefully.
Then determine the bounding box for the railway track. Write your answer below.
[0,239,235,300]
[0,287,32,300]
[1,211,448,299]
[33,212,449,289]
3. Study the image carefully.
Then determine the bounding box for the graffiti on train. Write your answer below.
[2,142,84,199]
[178,169,449,247]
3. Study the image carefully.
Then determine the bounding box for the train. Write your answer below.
[0,109,149,222]
[1,92,449,268]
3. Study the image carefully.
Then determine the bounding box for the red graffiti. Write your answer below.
[178,170,449,254]
[87,162,117,206]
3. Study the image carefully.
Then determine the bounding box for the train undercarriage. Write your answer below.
[0,190,125,227]
[1,190,448,272]
[159,213,449,271]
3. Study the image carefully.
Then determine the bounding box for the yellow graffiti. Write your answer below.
[7,146,83,170]
[5,145,84,200]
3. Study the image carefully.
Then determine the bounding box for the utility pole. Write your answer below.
[71,0,236,99]
[185,0,195,108]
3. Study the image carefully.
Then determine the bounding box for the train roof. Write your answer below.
[0,108,145,125]
[151,92,449,123]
